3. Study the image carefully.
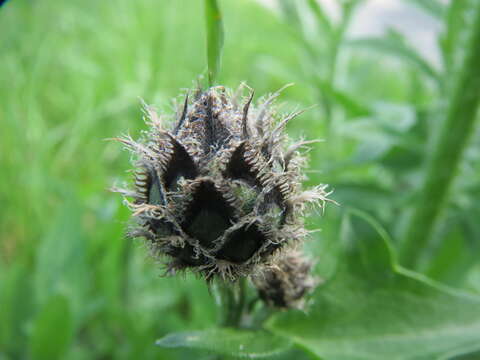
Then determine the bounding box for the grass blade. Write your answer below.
[400,2,480,268]
[204,0,224,86]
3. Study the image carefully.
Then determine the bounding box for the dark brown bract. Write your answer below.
[114,84,331,281]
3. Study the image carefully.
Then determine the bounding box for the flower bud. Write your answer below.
[114,84,331,281]
[252,250,318,309]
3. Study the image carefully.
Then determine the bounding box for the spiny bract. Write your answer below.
[114,84,330,281]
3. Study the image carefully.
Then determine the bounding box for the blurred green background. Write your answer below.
[1,0,480,359]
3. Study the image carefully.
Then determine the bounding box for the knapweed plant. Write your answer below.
[4,0,480,359]
[113,0,333,335]
[109,0,480,358]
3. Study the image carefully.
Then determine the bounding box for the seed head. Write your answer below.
[113,84,331,281]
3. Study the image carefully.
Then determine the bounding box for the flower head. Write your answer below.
[114,84,331,281]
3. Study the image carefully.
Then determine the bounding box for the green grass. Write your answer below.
[1,0,480,359]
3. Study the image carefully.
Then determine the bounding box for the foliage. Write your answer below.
[1,0,479,359]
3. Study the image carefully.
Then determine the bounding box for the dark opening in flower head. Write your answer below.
[113,83,332,283]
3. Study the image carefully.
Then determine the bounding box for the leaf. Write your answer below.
[379,143,422,172]
[306,0,332,35]
[349,30,440,84]
[372,102,416,133]
[268,209,480,360]
[425,223,471,284]
[449,349,480,360]
[0,261,33,356]
[35,200,90,322]
[156,328,292,358]
[352,134,393,164]
[340,101,423,169]
[314,76,371,118]
[405,0,445,19]
[30,294,73,360]
[423,209,480,288]
[204,0,224,86]
[277,0,302,28]
[465,264,480,294]
[331,183,392,215]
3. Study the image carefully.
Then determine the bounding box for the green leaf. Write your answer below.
[405,0,445,19]
[268,209,480,360]
[156,328,292,358]
[204,0,224,86]
[425,223,471,284]
[379,143,422,172]
[314,76,371,117]
[450,349,480,360]
[35,200,90,322]
[306,0,332,35]
[30,294,73,360]
[0,261,33,356]
[277,0,302,28]
[349,30,440,84]
[331,183,392,215]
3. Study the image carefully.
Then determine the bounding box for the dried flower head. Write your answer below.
[113,83,331,281]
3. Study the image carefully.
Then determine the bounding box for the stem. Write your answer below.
[204,0,224,87]
[215,278,247,328]
[399,3,480,268]
[235,277,247,325]
[251,305,276,330]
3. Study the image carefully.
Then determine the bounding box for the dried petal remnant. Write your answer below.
[114,84,331,282]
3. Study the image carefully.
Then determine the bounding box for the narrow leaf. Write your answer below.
[314,76,371,117]
[306,0,332,34]
[204,0,224,86]
[349,31,440,84]
[157,328,292,358]
[406,0,445,19]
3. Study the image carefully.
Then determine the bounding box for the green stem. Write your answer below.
[251,305,276,330]
[215,278,247,328]
[399,3,480,268]
[235,277,247,325]
[204,0,224,87]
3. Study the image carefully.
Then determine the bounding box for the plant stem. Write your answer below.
[204,0,224,87]
[215,277,247,328]
[399,2,480,268]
